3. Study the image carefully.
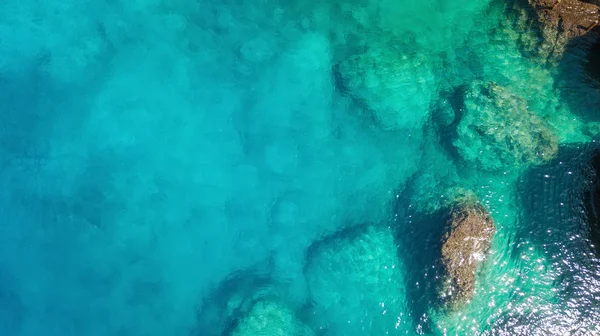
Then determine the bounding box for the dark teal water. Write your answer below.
[0,0,599,334]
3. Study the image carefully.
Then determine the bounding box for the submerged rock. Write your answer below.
[440,202,495,307]
[453,81,558,171]
[529,0,600,57]
[336,45,434,130]
[230,300,314,336]
[194,269,311,336]
[304,224,412,333]
[193,270,276,336]
[583,150,600,254]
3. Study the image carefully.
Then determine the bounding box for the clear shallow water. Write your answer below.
[1,0,600,335]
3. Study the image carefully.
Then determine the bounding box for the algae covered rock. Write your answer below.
[304,225,412,333]
[453,81,558,171]
[337,45,434,130]
[231,300,314,336]
[529,0,600,58]
[440,202,495,307]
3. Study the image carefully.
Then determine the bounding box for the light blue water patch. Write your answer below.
[1,0,600,335]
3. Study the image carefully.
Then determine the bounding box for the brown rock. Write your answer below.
[440,203,495,307]
[529,0,600,57]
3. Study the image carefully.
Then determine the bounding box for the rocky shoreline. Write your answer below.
[529,0,600,57]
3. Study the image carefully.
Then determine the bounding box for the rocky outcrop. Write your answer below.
[529,0,600,57]
[583,150,600,254]
[440,203,495,307]
[453,81,558,171]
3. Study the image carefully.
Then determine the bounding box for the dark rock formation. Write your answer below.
[440,203,495,307]
[583,150,600,253]
[529,0,600,57]
[453,81,558,171]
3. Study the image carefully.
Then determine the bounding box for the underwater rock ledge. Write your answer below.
[336,44,434,131]
[451,81,558,172]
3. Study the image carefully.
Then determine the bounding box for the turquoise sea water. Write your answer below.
[1,0,600,334]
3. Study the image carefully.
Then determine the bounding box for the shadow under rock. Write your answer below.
[555,33,600,122]
[583,148,600,251]
[429,85,469,166]
[582,33,600,85]
[515,143,600,261]
[392,180,449,334]
[492,144,600,334]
